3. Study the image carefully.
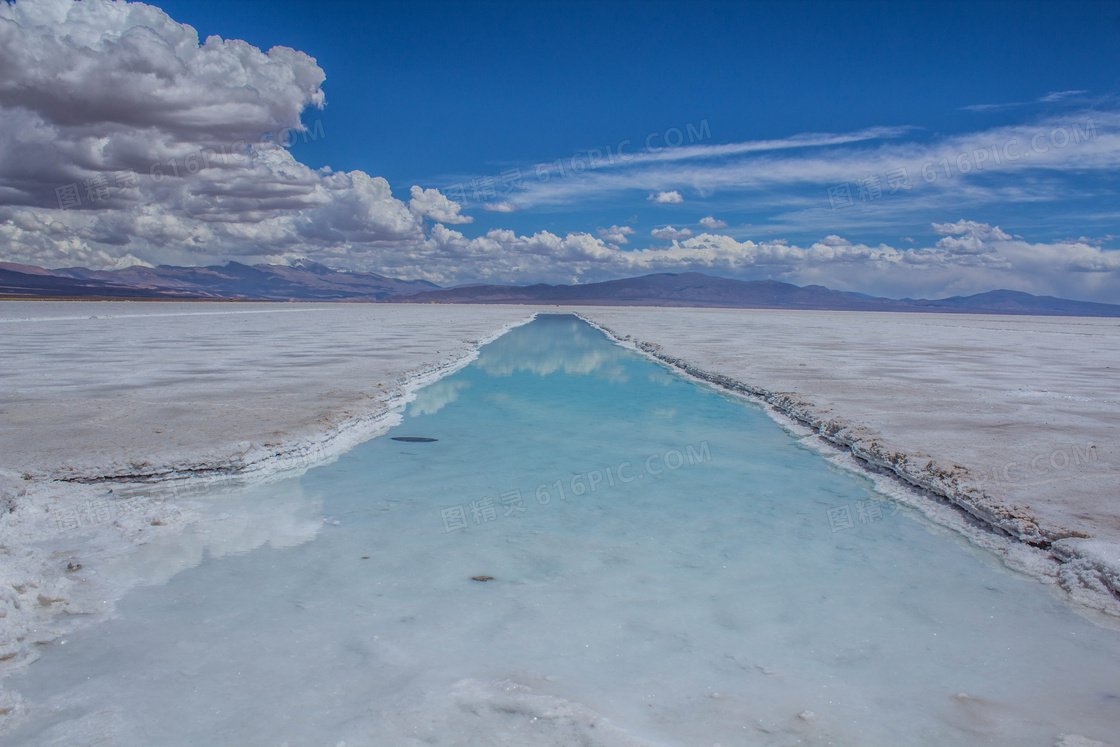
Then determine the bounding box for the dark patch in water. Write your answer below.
[391,437,438,442]
[471,575,494,582]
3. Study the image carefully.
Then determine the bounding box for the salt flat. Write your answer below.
[0,301,536,702]
[0,302,536,483]
[574,307,1120,611]
[3,302,1119,724]
[4,309,1119,747]
[7,303,1114,548]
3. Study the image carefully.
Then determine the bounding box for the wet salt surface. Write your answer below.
[5,315,1120,746]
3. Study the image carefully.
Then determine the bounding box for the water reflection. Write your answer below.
[99,477,325,589]
[473,314,630,381]
[409,378,471,416]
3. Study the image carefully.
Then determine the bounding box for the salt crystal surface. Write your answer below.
[4,315,1119,746]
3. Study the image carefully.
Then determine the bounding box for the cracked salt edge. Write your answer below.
[580,315,1120,623]
[0,312,540,726]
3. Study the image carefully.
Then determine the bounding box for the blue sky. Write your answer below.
[161,0,1120,244]
[1,0,1119,300]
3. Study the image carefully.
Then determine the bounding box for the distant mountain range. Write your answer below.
[0,259,437,301]
[2,261,1118,317]
[394,272,1120,316]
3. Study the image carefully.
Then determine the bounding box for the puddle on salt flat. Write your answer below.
[5,314,1120,747]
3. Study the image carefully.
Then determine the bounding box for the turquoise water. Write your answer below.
[6,315,1120,746]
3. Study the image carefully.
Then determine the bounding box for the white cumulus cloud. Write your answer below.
[0,0,426,269]
[650,226,693,240]
[598,225,635,244]
[699,216,727,229]
[409,185,472,224]
[647,190,683,204]
[386,220,1118,302]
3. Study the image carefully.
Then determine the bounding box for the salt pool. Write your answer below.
[6,315,1119,745]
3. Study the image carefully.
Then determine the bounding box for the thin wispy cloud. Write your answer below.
[959,89,1089,112]
[503,113,1118,218]
[593,126,913,167]
[1039,90,1088,103]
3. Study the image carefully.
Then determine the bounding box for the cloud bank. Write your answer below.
[0,0,1116,304]
[0,0,428,269]
[384,219,1120,301]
